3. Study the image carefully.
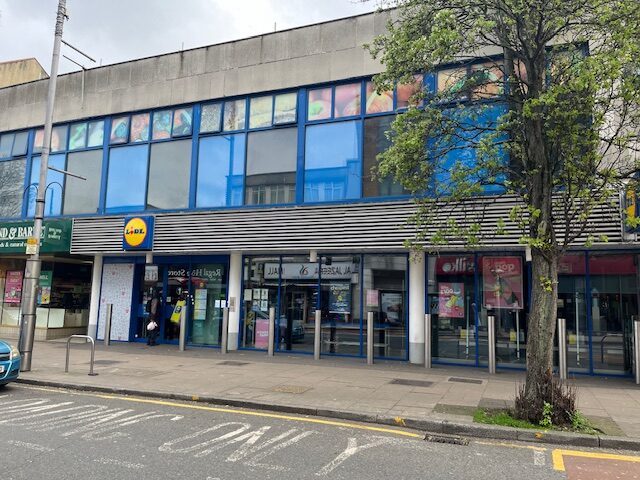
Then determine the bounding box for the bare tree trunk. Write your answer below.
[521,248,559,421]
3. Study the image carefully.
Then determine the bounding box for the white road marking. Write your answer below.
[244,430,315,472]
[316,437,395,476]
[534,450,546,466]
[94,457,146,469]
[7,440,54,452]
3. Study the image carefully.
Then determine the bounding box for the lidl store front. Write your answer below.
[75,207,640,375]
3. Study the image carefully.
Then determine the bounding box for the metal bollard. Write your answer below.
[558,317,567,380]
[267,307,275,356]
[314,309,321,360]
[367,311,374,365]
[179,303,187,351]
[424,313,432,369]
[488,315,496,374]
[635,317,640,385]
[65,335,98,376]
[221,307,229,354]
[104,303,113,346]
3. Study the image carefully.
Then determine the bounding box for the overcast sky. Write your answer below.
[0,0,378,75]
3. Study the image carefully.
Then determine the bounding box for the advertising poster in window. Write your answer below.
[193,288,208,320]
[482,256,523,309]
[254,318,270,348]
[38,271,53,305]
[381,292,403,324]
[4,270,23,304]
[329,283,351,314]
[438,282,464,318]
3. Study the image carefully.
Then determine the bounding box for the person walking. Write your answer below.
[147,290,160,346]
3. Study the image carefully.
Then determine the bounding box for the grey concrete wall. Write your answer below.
[0,11,391,133]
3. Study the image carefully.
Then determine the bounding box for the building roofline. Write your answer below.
[0,7,388,92]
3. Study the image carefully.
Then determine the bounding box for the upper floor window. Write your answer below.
[69,120,105,150]
[33,125,68,153]
[0,131,28,159]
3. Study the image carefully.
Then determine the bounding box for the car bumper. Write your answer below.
[0,357,21,385]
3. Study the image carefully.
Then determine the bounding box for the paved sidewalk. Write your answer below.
[14,340,640,443]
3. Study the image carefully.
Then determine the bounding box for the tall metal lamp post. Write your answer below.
[18,0,67,371]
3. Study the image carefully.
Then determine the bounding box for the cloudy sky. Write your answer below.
[0,0,378,75]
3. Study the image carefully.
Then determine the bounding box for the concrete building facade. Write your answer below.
[0,11,635,376]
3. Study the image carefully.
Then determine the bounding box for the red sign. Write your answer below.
[482,257,523,310]
[254,318,270,348]
[438,282,465,318]
[435,256,475,275]
[3,270,23,304]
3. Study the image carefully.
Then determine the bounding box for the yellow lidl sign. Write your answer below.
[123,216,154,250]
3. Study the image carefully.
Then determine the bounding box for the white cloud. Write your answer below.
[0,0,377,74]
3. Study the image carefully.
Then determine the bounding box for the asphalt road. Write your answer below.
[0,384,629,479]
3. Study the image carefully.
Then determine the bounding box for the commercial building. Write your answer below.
[0,11,635,375]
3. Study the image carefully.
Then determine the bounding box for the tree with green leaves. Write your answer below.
[366,0,640,422]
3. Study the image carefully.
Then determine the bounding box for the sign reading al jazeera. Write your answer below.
[122,216,154,251]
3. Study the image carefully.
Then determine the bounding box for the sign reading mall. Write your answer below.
[0,220,72,254]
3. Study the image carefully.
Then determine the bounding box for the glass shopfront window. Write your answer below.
[479,254,527,366]
[429,255,476,364]
[589,253,638,374]
[363,255,407,359]
[245,128,297,206]
[0,159,26,218]
[197,134,245,208]
[278,255,318,353]
[304,121,361,202]
[557,253,589,372]
[242,257,280,349]
[319,256,361,356]
[188,263,228,346]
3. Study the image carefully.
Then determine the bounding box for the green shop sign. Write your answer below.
[0,220,72,254]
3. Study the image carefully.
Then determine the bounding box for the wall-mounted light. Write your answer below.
[310,250,318,262]
[145,252,153,264]
[525,246,532,262]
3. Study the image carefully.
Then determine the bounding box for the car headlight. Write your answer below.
[9,345,21,360]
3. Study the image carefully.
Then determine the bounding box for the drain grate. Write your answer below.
[88,360,123,365]
[272,385,311,394]
[218,361,249,366]
[448,377,483,385]
[424,433,469,446]
[390,378,434,388]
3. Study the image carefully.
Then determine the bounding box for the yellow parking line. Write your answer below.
[18,384,422,439]
[552,449,640,471]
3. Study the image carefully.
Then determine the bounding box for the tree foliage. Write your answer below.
[365,0,640,421]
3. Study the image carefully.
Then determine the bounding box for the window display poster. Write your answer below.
[245,289,253,301]
[261,288,269,300]
[482,256,523,309]
[4,270,23,304]
[366,289,379,308]
[381,292,403,324]
[255,318,270,348]
[38,271,53,305]
[329,283,351,314]
[438,282,464,318]
[193,288,207,320]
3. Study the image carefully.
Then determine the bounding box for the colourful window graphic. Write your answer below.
[307,88,332,121]
[223,100,246,131]
[69,123,87,150]
[249,96,273,129]
[274,93,297,124]
[152,110,172,140]
[87,120,104,147]
[130,113,150,142]
[437,68,468,101]
[50,126,68,152]
[200,103,222,133]
[172,107,193,136]
[110,116,130,144]
[334,83,361,118]
[33,128,44,153]
[470,62,505,99]
[397,74,424,109]
[365,81,393,114]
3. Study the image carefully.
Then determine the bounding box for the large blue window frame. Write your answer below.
[105,144,150,214]
[2,60,513,220]
[196,133,246,208]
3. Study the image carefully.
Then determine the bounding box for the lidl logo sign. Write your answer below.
[123,216,154,250]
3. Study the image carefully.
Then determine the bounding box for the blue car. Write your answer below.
[0,340,21,386]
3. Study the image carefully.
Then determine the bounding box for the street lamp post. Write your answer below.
[18,0,67,371]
